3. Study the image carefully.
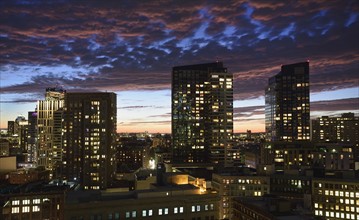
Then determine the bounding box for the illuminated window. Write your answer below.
[148,210,153,216]
[11,207,19,213]
[12,200,20,206]
[22,206,30,213]
[164,208,168,215]
[22,199,30,205]
[33,206,40,212]
[158,209,163,215]
[179,207,184,213]
[174,207,178,214]
[197,205,200,212]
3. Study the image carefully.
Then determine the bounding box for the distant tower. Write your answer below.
[14,115,26,135]
[265,62,310,142]
[37,88,65,177]
[18,117,28,156]
[7,121,15,136]
[26,111,37,163]
[172,62,233,167]
[62,92,117,190]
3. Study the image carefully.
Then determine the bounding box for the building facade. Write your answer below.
[312,113,359,144]
[172,62,233,167]
[265,62,310,142]
[65,185,219,220]
[37,88,65,177]
[312,178,359,220]
[62,92,117,190]
[212,172,270,219]
[7,121,15,136]
[260,141,356,174]
[26,111,37,163]
[1,191,65,220]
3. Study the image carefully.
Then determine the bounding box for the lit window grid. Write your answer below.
[313,180,359,219]
[213,174,270,219]
[6,195,63,216]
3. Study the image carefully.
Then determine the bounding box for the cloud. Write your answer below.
[118,105,168,110]
[311,98,359,112]
[234,105,264,117]
[0,99,37,103]
[0,0,358,110]
[233,97,358,119]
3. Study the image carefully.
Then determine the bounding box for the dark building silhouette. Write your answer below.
[172,62,233,167]
[7,121,15,136]
[26,111,37,163]
[265,62,310,142]
[62,92,117,190]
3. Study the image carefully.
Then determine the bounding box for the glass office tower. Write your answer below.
[265,62,310,142]
[172,62,233,167]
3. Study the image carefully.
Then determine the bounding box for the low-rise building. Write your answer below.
[65,184,219,220]
[232,196,313,220]
[1,183,68,220]
[8,167,49,185]
[0,139,10,156]
[312,177,359,220]
[212,168,270,219]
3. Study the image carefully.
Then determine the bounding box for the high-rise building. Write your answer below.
[265,62,310,142]
[311,112,358,144]
[18,119,28,152]
[7,121,15,136]
[25,111,37,163]
[37,88,65,177]
[62,92,117,190]
[172,62,233,167]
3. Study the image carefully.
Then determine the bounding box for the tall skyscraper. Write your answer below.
[265,62,310,142]
[62,92,117,190]
[37,88,65,177]
[172,62,233,167]
[26,111,37,163]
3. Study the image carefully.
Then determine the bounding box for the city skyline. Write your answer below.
[1,1,358,133]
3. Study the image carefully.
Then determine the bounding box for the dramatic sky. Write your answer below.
[1,0,358,133]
